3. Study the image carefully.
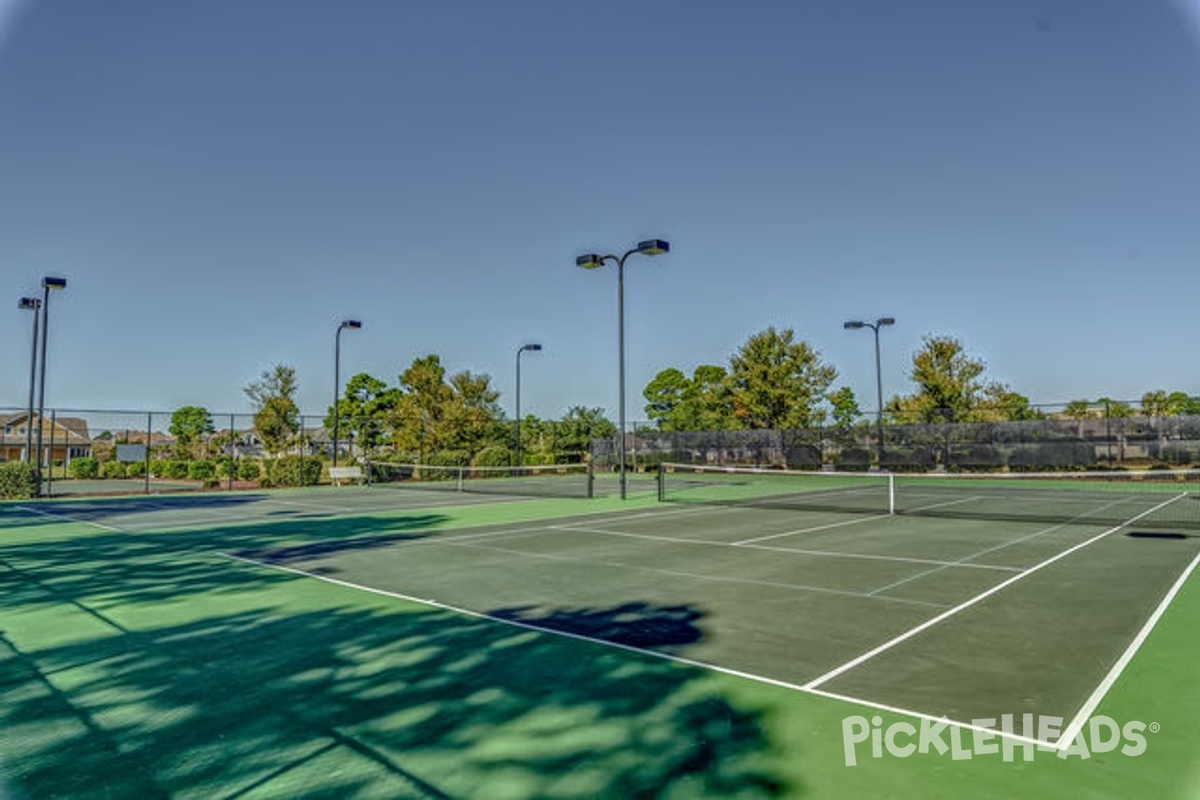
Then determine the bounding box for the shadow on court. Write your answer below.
[492,602,705,650]
[0,508,794,798]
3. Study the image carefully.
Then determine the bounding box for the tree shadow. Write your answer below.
[491,602,705,649]
[0,508,796,798]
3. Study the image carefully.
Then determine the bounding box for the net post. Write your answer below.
[657,462,665,502]
[456,465,464,492]
[587,462,595,499]
[887,472,896,515]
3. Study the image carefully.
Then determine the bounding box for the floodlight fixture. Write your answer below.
[636,239,670,256]
[34,276,68,494]
[573,237,672,498]
[19,297,41,466]
[844,316,897,469]
[332,318,363,470]
[515,343,544,469]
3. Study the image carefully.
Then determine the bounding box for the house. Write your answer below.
[0,413,92,465]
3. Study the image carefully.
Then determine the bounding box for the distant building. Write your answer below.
[0,413,92,464]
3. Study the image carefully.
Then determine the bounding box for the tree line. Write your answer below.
[106,328,1198,469]
[642,327,1200,431]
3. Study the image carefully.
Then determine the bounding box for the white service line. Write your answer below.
[732,494,986,546]
[801,493,1189,691]
[865,494,1141,597]
[553,524,1021,572]
[1055,547,1200,750]
[444,538,948,609]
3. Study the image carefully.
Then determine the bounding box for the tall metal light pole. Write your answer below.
[514,343,542,469]
[576,239,670,499]
[332,319,362,470]
[18,297,41,464]
[34,277,67,495]
[844,317,895,468]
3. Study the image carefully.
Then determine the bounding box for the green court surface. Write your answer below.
[1,480,1198,798]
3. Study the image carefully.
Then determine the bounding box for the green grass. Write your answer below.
[0,497,1196,798]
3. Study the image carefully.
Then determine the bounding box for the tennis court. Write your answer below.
[2,468,1199,797]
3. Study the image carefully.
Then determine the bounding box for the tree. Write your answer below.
[244,365,300,456]
[556,406,615,462]
[727,327,837,429]
[169,405,215,459]
[887,335,1022,423]
[1064,399,1094,437]
[827,386,861,430]
[643,365,733,431]
[324,373,401,455]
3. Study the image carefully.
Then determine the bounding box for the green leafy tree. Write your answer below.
[728,327,836,429]
[887,336,1021,424]
[556,406,615,462]
[169,405,215,459]
[324,373,401,455]
[446,369,505,457]
[827,386,861,430]
[1064,399,1094,437]
[244,365,300,456]
[643,365,733,431]
[1167,391,1200,415]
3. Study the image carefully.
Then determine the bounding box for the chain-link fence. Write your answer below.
[0,406,595,498]
[593,410,1200,473]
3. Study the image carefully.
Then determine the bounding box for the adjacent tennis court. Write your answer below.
[2,469,1198,797]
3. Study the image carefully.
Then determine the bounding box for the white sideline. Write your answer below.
[1055,547,1200,750]
[801,493,1189,691]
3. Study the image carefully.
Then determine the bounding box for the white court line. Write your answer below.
[553,524,1021,572]
[733,514,893,545]
[220,550,1050,750]
[866,494,1141,597]
[1056,547,1200,750]
[732,495,985,546]
[444,538,948,609]
[801,493,1189,691]
[14,505,123,532]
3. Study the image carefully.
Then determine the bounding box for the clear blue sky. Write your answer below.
[2,0,1199,421]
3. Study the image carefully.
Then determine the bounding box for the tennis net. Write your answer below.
[657,463,1200,529]
[366,462,594,499]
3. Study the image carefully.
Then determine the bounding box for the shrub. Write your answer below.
[68,457,99,480]
[834,448,872,472]
[101,460,127,479]
[188,461,216,480]
[126,461,147,478]
[947,444,1004,473]
[214,456,236,478]
[238,460,262,481]
[0,461,37,499]
[150,458,171,478]
[264,456,322,487]
[881,447,936,473]
[784,444,822,470]
[1007,442,1095,472]
[164,460,190,480]
[473,445,511,468]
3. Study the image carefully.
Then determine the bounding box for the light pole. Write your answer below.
[844,316,895,468]
[19,297,41,464]
[332,319,362,470]
[514,343,542,469]
[576,239,670,499]
[34,277,66,495]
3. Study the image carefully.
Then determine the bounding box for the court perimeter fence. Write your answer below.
[598,408,1200,473]
[4,403,1200,498]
